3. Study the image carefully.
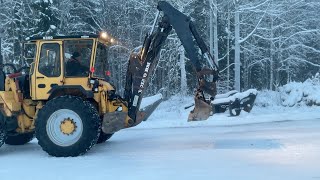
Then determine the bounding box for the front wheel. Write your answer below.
[36,96,101,157]
[0,115,6,148]
[97,133,114,144]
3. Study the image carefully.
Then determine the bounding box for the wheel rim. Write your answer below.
[46,109,83,147]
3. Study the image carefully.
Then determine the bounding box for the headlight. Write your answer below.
[100,32,108,39]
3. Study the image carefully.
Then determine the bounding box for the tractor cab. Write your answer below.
[21,33,114,100]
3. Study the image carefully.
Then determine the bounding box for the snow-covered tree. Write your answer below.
[68,0,100,34]
[31,0,60,36]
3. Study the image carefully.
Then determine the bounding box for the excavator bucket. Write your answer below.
[188,91,214,121]
[188,68,217,121]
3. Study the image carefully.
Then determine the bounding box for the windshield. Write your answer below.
[64,39,93,77]
[93,42,109,78]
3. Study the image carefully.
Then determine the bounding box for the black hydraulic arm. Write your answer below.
[124,1,218,122]
[157,1,218,72]
[124,12,172,122]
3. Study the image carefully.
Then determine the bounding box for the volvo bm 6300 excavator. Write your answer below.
[0,1,256,157]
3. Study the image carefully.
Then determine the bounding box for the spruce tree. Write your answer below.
[32,0,60,36]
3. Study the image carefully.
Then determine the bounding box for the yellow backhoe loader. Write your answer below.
[0,1,256,157]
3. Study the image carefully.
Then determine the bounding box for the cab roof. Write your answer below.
[26,34,114,46]
[26,35,100,41]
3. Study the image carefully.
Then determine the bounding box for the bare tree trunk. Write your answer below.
[209,1,213,56]
[269,1,274,90]
[234,4,241,91]
[243,52,248,89]
[209,0,218,67]
[179,46,187,95]
[213,0,218,67]
[227,3,230,90]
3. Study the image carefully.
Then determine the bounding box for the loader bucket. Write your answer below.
[137,97,163,123]
[102,111,127,134]
[102,94,163,134]
[188,92,213,121]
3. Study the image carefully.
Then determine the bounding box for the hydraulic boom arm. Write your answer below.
[124,1,219,123]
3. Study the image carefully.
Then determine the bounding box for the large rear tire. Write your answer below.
[5,132,34,145]
[36,96,101,157]
[0,115,6,148]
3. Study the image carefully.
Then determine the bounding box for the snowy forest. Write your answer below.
[0,0,319,96]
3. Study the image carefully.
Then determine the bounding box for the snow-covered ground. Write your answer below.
[136,93,320,129]
[1,90,320,180]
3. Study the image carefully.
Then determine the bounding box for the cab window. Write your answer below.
[23,43,37,65]
[38,43,61,77]
[64,40,93,77]
[93,42,108,78]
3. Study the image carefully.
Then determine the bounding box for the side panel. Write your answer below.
[63,78,90,90]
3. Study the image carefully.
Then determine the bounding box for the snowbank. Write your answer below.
[134,93,320,130]
[279,73,320,107]
[254,90,281,107]
[134,76,320,129]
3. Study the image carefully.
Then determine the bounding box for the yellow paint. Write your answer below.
[22,99,36,117]
[4,77,10,91]
[31,101,44,129]
[98,80,115,91]
[93,93,100,105]
[100,90,107,114]
[16,114,33,133]
[0,91,21,112]
[63,77,91,91]
[5,77,22,103]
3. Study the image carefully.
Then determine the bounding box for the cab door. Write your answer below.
[34,41,63,100]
